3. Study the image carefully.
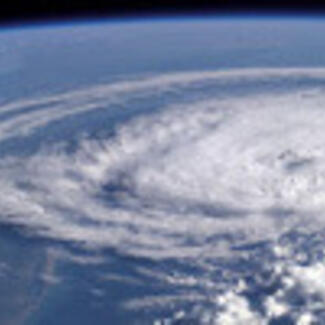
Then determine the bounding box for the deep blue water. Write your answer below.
[1,18,325,324]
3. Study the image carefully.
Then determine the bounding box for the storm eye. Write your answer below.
[277,150,314,172]
[285,158,314,172]
[102,175,131,195]
[99,173,139,209]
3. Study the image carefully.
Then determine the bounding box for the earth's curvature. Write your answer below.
[1,18,325,324]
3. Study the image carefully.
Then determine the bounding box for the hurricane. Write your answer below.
[2,67,325,324]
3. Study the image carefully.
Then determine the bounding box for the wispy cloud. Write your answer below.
[0,69,325,261]
[2,68,325,322]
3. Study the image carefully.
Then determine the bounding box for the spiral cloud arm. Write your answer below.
[2,68,325,323]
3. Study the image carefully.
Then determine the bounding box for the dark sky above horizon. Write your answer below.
[1,0,325,26]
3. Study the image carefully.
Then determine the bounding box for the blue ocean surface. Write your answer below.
[1,18,325,324]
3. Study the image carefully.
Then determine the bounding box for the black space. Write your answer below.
[1,0,325,26]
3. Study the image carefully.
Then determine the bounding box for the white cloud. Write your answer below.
[2,68,325,322]
[1,69,325,262]
[216,291,265,325]
[0,67,325,141]
[289,262,325,298]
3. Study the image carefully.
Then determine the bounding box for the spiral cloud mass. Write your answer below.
[2,68,325,323]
